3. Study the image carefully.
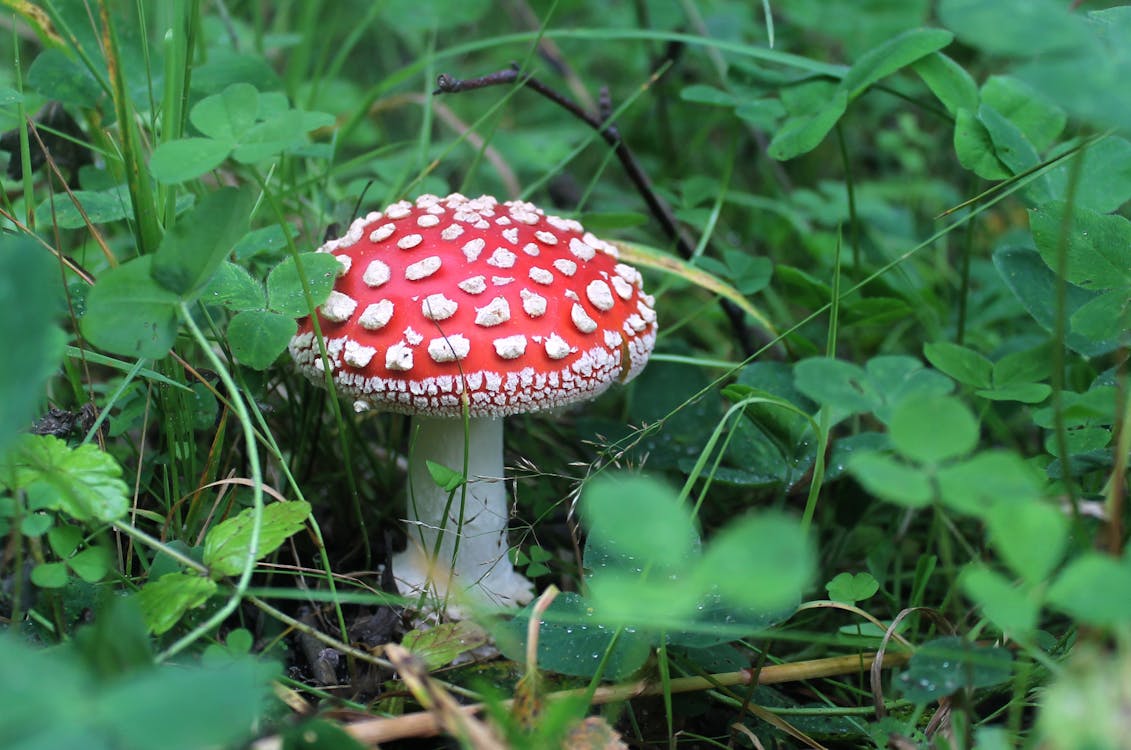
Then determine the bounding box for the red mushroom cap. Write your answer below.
[289,193,657,417]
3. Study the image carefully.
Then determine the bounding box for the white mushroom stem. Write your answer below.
[392,415,534,612]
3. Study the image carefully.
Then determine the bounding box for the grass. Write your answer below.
[2,1,1131,748]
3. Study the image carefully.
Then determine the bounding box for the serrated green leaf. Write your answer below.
[3,435,129,523]
[203,500,311,578]
[401,621,489,670]
[265,252,342,316]
[136,572,219,635]
[80,256,180,359]
[151,187,255,299]
[227,310,296,369]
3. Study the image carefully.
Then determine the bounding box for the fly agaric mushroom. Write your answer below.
[289,193,656,611]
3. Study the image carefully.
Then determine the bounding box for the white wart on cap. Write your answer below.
[289,193,657,417]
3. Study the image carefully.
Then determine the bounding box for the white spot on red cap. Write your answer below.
[569,237,597,261]
[462,238,485,262]
[385,342,414,371]
[520,289,547,317]
[428,335,470,362]
[405,256,442,280]
[458,275,487,294]
[358,300,394,330]
[403,327,423,345]
[334,254,352,275]
[496,216,512,226]
[344,340,377,368]
[535,230,558,245]
[521,242,540,257]
[493,334,527,360]
[417,214,440,228]
[571,303,598,334]
[502,227,519,244]
[553,258,577,277]
[369,223,396,242]
[422,293,458,320]
[475,297,511,327]
[322,291,358,322]
[487,247,516,268]
[385,202,412,219]
[397,233,423,250]
[545,334,571,360]
[611,275,634,300]
[441,223,464,241]
[529,267,554,285]
[586,280,615,311]
[363,259,391,287]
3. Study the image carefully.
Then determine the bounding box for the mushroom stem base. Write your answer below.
[392,415,534,614]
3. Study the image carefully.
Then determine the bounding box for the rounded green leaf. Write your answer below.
[986,501,1067,584]
[81,256,180,359]
[149,138,233,184]
[698,512,814,613]
[1047,553,1131,628]
[227,310,297,370]
[890,394,978,464]
[961,564,1038,637]
[847,451,933,508]
[580,473,697,572]
[67,546,111,583]
[190,82,260,141]
[826,571,880,604]
[200,262,266,311]
[266,252,342,316]
[492,591,652,679]
[31,561,69,589]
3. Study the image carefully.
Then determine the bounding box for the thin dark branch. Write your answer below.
[434,65,758,358]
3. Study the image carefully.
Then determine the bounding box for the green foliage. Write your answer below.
[149,83,333,183]
[896,636,1013,703]
[7,0,1131,745]
[0,238,65,457]
[203,500,311,578]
